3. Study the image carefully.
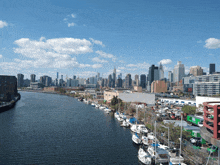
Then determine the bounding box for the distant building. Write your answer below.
[112,67,116,87]
[40,75,52,87]
[190,66,203,76]
[159,63,164,80]
[0,75,18,101]
[23,79,30,87]
[209,63,215,74]
[135,74,139,86]
[17,73,24,88]
[173,61,185,83]
[140,74,146,88]
[125,74,132,88]
[151,80,167,93]
[148,65,159,85]
[134,86,142,92]
[168,71,173,82]
[117,77,123,88]
[30,74,36,83]
[108,74,112,87]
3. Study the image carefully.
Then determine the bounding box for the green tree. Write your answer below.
[182,105,196,116]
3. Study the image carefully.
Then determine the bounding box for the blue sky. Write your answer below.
[0,0,220,80]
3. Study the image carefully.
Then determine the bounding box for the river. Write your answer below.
[0,91,140,164]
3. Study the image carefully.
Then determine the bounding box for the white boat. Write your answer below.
[147,143,169,164]
[99,106,106,110]
[121,120,130,127]
[117,117,124,122]
[138,147,152,165]
[114,112,120,118]
[130,124,139,132]
[141,136,149,146]
[91,103,95,107]
[95,104,100,108]
[104,108,111,113]
[169,148,184,165]
[147,132,155,140]
[138,124,148,134]
[132,133,142,145]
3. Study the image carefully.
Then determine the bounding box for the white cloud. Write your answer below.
[0,54,3,58]
[63,18,68,21]
[118,67,126,70]
[79,63,103,69]
[159,59,172,65]
[126,62,150,70]
[91,64,103,68]
[0,20,8,28]
[92,57,108,63]
[204,38,220,49]
[71,14,76,18]
[89,38,105,47]
[68,23,75,27]
[96,50,116,62]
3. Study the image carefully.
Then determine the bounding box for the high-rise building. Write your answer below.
[30,74,36,83]
[17,73,24,88]
[168,71,173,82]
[40,75,52,86]
[209,63,215,74]
[117,77,123,88]
[173,61,185,83]
[140,74,146,88]
[125,74,132,88]
[148,65,159,85]
[112,67,116,87]
[159,63,164,80]
[73,75,76,79]
[108,74,112,87]
[189,66,203,76]
[57,72,59,79]
[135,74,139,86]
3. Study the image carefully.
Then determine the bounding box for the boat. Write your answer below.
[138,124,148,134]
[132,133,142,145]
[99,106,106,110]
[104,108,111,113]
[114,112,120,118]
[121,120,130,127]
[141,136,149,146]
[91,103,95,107]
[169,148,184,165]
[138,147,152,165]
[130,124,139,132]
[147,143,169,164]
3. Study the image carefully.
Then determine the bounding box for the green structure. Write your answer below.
[187,115,203,126]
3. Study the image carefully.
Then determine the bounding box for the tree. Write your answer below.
[182,105,196,116]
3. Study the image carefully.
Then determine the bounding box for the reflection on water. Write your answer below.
[0,92,139,164]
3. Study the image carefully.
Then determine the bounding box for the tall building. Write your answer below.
[209,63,215,74]
[190,66,203,76]
[159,63,164,80]
[57,72,59,79]
[151,80,167,93]
[40,75,52,86]
[17,73,24,88]
[112,67,116,87]
[73,75,76,79]
[173,61,185,83]
[148,65,159,85]
[168,71,173,82]
[117,77,123,88]
[108,74,112,87]
[140,74,146,88]
[135,74,139,86]
[30,74,36,83]
[125,74,132,88]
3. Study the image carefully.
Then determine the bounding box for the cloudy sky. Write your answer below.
[0,0,220,80]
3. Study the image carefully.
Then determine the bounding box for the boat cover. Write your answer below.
[129,117,139,124]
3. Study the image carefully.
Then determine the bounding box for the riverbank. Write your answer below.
[0,94,21,113]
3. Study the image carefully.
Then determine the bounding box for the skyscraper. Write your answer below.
[148,65,159,85]
[17,73,24,88]
[159,63,164,80]
[209,63,215,74]
[173,61,185,83]
[30,74,36,83]
[112,67,116,87]
[57,72,59,79]
[168,71,173,82]
[125,74,132,88]
[190,66,203,76]
[140,74,146,88]
[134,74,139,86]
[108,74,112,87]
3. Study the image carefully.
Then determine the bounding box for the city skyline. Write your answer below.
[0,0,220,79]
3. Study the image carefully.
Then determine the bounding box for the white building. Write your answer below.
[173,61,185,83]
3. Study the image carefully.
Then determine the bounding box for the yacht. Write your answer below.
[91,103,95,107]
[130,124,139,132]
[121,120,130,127]
[141,136,149,146]
[99,106,106,110]
[147,143,169,164]
[104,108,111,113]
[138,124,148,134]
[138,147,152,165]
[132,133,142,145]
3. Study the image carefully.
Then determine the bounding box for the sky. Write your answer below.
[0,0,220,80]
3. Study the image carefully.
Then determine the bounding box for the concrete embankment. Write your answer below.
[0,94,21,113]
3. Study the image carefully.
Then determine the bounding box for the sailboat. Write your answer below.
[132,107,141,144]
[138,146,152,165]
[121,102,129,127]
